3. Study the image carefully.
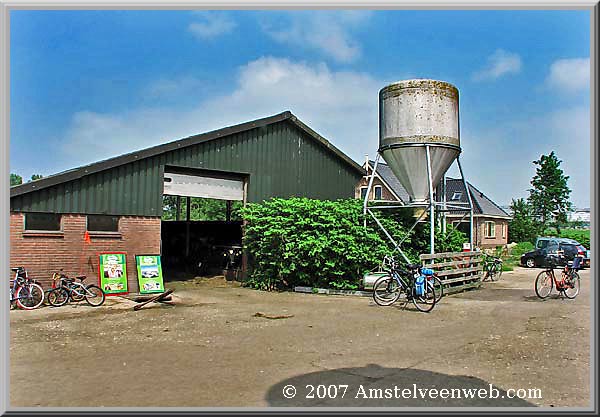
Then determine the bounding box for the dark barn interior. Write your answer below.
[161,220,243,281]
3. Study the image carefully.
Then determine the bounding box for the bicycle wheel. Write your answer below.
[488,267,497,281]
[535,270,553,299]
[373,276,401,306]
[427,275,444,303]
[47,287,69,307]
[84,285,105,307]
[496,265,503,280]
[69,283,86,302]
[563,272,580,299]
[412,283,436,312]
[15,283,45,310]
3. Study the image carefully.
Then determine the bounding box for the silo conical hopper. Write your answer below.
[379,79,461,204]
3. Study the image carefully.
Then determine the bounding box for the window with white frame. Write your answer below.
[360,187,368,200]
[451,192,462,201]
[485,221,496,238]
[374,186,382,200]
[502,223,506,239]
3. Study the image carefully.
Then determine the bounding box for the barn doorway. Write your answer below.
[160,166,248,282]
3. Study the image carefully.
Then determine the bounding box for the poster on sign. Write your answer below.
[135,255,165,294]
[99,253,128,295]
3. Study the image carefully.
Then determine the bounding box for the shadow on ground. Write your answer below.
[453,288,534,302]
[266,364,535,407]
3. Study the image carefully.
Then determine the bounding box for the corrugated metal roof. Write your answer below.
[10,113,364,215]
[11,111,363,198]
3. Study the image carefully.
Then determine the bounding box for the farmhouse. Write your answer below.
[10,112,363,291]
[356,160,511,249]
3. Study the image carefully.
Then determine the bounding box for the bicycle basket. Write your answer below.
[421,268,434,276]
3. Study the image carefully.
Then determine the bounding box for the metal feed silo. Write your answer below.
[364,79,473,258]
[379,79,461,203]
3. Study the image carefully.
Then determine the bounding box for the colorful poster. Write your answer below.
[136,255,165,294]
[99,253,128,294]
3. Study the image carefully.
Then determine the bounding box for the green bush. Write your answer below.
[510,241,535,258]
[240,198,466,291]
[557,229,590,249]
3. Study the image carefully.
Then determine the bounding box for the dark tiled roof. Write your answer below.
[368,160,410,203]
[366,160,509,218]
[445,179,510,217]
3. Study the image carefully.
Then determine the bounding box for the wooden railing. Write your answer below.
[419,251,484,295]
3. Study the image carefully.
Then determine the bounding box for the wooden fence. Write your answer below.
[419,251,484,295]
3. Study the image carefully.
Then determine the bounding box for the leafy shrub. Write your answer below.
[240,198,466,291]
[557,229,590,249]
[510,241,535,258]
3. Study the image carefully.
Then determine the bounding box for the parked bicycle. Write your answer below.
[46,271,105,307]
[482,254,503,282]
[9,267,45,310]
[534,255,580,299]
[372,255,437,312]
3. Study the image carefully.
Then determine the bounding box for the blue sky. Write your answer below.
[10,10,591,207]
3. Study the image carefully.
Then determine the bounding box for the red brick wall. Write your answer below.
[10,213,161,293]
[477,218,509,249]
[448,216,509,249]
[355,177,399,201]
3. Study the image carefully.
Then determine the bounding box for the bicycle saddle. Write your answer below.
[76,276,87,281]
[11,267,24,272]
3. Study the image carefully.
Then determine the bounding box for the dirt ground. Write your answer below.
[10,267,591,408]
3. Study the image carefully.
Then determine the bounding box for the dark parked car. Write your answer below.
[521,237,589,268]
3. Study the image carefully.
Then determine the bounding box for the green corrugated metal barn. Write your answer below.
[10,111,364,290]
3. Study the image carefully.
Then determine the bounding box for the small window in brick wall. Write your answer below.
[360,187,368,200]
[374,186,383,200]
[25,213,62,231]
[87,215,120,232]
[485,221,496,238]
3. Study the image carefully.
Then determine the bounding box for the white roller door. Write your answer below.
[163,172,244,201]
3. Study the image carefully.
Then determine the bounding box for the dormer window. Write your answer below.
[451,192,462,201]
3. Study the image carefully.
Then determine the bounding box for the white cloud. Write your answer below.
[144,76,205,99]
[61,57,384,168]
[188,11,236,40]
[261,11,372,63]
[545,57,590,93]
[449,105,590,208]
[472,49,522,81]
[59,56,590,208]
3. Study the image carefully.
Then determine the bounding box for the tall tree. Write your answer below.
[527,151,573,234]
[508,198,540,243]
[10,173,22,186]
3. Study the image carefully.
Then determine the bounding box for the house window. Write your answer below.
[485,221,496,238]
[360,187,368,200]
[374,186,382,200]
[87,215,120,232]
[502,223,506,239]
[451,192,462,201]
[24,213,62,231]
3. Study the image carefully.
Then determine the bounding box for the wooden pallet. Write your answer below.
[419,251,484,294]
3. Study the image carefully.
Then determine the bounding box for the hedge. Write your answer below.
[240,198,466,291]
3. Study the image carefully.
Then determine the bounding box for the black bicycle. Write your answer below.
[372,255,437,312]
[46,272,105,307]
[482,254,503,282]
